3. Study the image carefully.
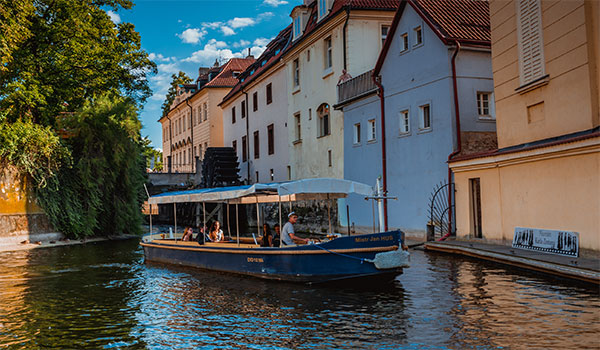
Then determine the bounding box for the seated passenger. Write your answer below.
[272,224,281,247]
[261,223,272,247]
[209,220,224,242]
[182,227,193,241]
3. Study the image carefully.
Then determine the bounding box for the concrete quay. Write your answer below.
[423,239,600,285]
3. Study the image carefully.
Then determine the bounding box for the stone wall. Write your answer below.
[0,164,62,245]
[461,131,498,156]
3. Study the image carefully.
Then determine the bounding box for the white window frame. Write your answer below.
[381,25,390,47]
[294,113,302,142]
[419,104,431,130]
[324,36,333,71]
[516,0,546,87]
[399,109,410,134]
[319,0,328,19]
[477,92,496,120]
[367,119,376,142]
[293,58,300,88]
[414,25,423,47]
[293,16,302,39]
[353,123,361,145]
[400,33,409,52]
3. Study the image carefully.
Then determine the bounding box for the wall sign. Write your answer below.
[513,227,579,257]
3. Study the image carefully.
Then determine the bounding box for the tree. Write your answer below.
[161,71,193,117]
[0,0,157,126]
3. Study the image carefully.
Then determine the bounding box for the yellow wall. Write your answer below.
[453,140,600,251]
[490,0,599,148]
[0,165,43,215]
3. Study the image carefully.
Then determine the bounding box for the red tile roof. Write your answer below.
[375,0,490,75]
[205,57,255,88]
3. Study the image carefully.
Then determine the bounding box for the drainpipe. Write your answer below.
[443,40,462,241]
[185,99,194,172]
[242,87,250,182]
[372,73,388,232]
[166,114,173,173]
[342,5,350,71]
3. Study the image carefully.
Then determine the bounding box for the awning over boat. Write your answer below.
[148,178,373,205]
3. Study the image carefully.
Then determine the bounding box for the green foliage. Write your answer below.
[161,71,193,117]
[0,118,70,188]
[35,94,147,238]
[0,0,156,125]
[141,137,163,171]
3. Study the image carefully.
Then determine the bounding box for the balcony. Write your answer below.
[336,70,378,108]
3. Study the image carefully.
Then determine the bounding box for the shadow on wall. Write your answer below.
[0,164,62,245]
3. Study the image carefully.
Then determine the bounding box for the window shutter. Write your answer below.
[516,0,545,86]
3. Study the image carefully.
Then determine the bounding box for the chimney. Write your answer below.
[246,48,254,59]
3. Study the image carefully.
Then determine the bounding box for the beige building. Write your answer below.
[450,0,600,250]
[283,0,397,179]
[160,58,254,173]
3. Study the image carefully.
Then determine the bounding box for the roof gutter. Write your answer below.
[342,4,351,71]
[372,73,388,232]
[444,40,462,241]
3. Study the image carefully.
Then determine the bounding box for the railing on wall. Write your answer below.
[336,70,377,106]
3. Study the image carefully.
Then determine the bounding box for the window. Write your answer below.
[319,0,328,18]
[287,165,291,180]
[294,113,302,141]
[253,131,260,159]
[293,59,300,87]
[516,0,545,86]
[266,83,272,104]
[188,114,191,129]
[400,110,410,134]
[367,119,376,142]
[270,169,274,181]
[232,106,236,124]
[232,140,237,154]
[253,92,258,112]
[469,178,482,238]
[194,146,197,158]
[414,26,422,46]
[203,103,207,120]
[317,103,330,137]
[267,124,274,155]
[256,171,259,183]
[328,150,332,167]
[183,150,186,164]
[353,123,361,144]
[381,25,390,46]
[241,101,246,118]
[183,117,186,131]
[308,108,312,120]
[307,49,311,62]
[293,16,302,39]
[419,104,431,130]
[199,144,203,159]
[242,136,247,162]
[477,92,495,119]
[324,37,332,70]
[198,106,202,123]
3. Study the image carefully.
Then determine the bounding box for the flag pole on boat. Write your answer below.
[278,195,282,248]
[256,196,260,246]
[174,202,177,239]
[203,202,206,244]
[327,193,332,235]
[236,203,240,247]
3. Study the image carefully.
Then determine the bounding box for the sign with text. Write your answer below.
[513,227,579,257]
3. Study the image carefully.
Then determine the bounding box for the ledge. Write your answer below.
[515,75,550,94]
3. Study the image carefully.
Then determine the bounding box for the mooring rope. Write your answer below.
[310,242,373,264]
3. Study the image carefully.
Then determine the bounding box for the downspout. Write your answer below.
[166,114,173,173]
[442,40,462,241]
[342,5,350,71]
[242,87,250,182]
[372,73,388,232]
[185,99,194,171]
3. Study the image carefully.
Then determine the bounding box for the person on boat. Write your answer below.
[261,223,273,247]
[182,227,194,241]
[281,212,309,246]
[273,224,281,247]
[209,220,224,242]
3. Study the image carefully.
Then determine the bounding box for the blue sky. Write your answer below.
[111,0,300,149]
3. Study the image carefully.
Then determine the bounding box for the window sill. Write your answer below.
[516,75,549,94]
[317,133,331,139]
[367,139,377,144]
[477,116,496,123]
[398,132,411,138]
[322,67,333,79]
[352,142,361,147]
[292,139,302,145]
[417,127,432,134]
[292,85,301,95]
[399,48,410,56]
[413,43,424,50]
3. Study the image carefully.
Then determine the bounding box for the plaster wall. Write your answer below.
[221,65,290,183]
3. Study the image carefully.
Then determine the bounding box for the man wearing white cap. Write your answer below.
[281,212,309,246]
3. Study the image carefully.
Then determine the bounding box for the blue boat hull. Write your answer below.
[141,231,406,283]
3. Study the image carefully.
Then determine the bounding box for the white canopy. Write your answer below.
[148,178,373,205]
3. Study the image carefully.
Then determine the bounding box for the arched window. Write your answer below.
[317,103,330,137]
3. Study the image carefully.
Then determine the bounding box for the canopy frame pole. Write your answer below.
[236,203,240,247]
[174,202,177,240]
[227,202,231,240]
[149,203,153,236]
[203,202,206,244]
[327,194,332,235]
[256,196,260,246]
[278,195,282,248]
[372,199,376,234]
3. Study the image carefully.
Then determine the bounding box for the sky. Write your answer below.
[113,0,300,149]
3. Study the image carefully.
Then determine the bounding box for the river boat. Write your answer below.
[141,178,410,284]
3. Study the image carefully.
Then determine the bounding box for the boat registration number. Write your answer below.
[247,257,264,263]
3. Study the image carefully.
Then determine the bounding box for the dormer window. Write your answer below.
[293,16,302,39]
[232,71,240,78]
[319,0,329,19]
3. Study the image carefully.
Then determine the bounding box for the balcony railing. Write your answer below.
[336,70,377,106]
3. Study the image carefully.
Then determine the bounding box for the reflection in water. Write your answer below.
[0,239,598,349]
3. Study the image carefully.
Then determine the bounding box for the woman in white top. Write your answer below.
[209,220,224,242]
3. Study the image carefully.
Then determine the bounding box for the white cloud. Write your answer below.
[157,63,180,74]
[257,12,275,21]
[148,53,175,63]
[227,17,255,29]
[233,40,251,48]
[263,0,288,7]
[253,38,271,47]
[177,28,206,44]
[221,26,236,36]
[183,39,242,65]
[107,10,120,24]
[202,21,222,29]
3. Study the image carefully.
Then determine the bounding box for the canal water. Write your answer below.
[0,239,598,349]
